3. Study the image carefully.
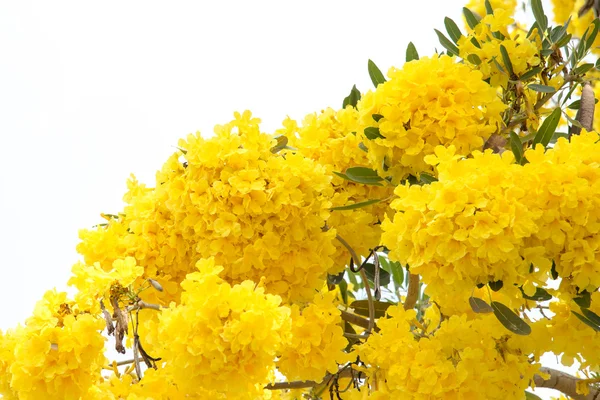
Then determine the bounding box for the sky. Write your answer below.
[0,1,567,398]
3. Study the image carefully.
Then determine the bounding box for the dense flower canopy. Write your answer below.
[3,0,600,399]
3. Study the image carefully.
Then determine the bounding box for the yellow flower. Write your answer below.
[278,107,394,272]
[464,0,517,20]
[157,257,292,397]
[357,55,505,183]
[68,256,144,312]
[0,291,106,400]
[277,290,349,381]
[77,111,338,303]
[358,307,539,399]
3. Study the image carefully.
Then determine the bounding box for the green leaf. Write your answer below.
[550,260,559,280]
[364,127,385,140]
[444,17,463,44]
[492,301,532,335]
[520,286,552,301]
[368,59,387,88]
[406,42,419,62]
[484,0,493,14]
[434,29,460,57]
[345,167,384,185]
[574,291,591,308]
[582,308,600,326]
[350,300,394,319]
[525,391,543,400]
[467,54,482,65]
[572,310,600,332]
[510,131,524,164]
[358,142,368,152]
[390,261,404,288]
[419,173,438,184]
[491,56,505,73]
[347,268,359,288]
[343,85,361,109]
[555,32,572,48]
[489,280,504,291]
[568,99,582,109]
[340,279,348,306]
[586,18,600,51]
[528,84,556,93]
[550,17,571,44]
[531,0,548,34]
[270,135,289,154]
[573,63,595,75]
[463,7,481,30]
[469,297,494,313]
[372,113,384,122]
[333,171,351,181]
[363,262,391,286]
[327,270,345,285]
[499,44,514,77]
[331,198,382,211]
[532,108,562,148]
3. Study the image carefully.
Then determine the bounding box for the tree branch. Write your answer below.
[340,310,371,330]
[534,367,600,400]
[126,300,165,312]
[404,274,420,310]
[265,367,356,390]
[335,234,374,335]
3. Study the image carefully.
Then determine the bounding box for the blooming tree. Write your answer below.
[3,0,600,399]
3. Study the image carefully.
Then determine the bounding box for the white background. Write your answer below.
[0,1,568,398]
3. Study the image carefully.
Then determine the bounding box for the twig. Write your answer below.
[340,310,371,330]
[534,366,600,399]
[335,234,375,335]
[264,368,356,391]
[503,75,577,133]
[102,359,135,370]
[359,269,375,335]
[126,300,165,312]
[404,274,420,311]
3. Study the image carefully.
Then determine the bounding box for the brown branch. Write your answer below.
[265,380,317,390]
[404,274,420,311]
[359,268,375,335]
[340,310,370,330]
[265,367,356,390]
[534,367,600,400]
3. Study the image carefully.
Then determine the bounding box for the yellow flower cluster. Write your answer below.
[68,256,144,312]
[76,178,183,308]
[458,9,541,88]
[278,107,393,272]
[78,111,337,303]
[277,290,348,381]
[382,131,600,302]
[0,291,106,400]
[157,257,291,397]
[358,306,539,399]
[357,55,505,183]
[381,146,539,295]
[465,0,517,18]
